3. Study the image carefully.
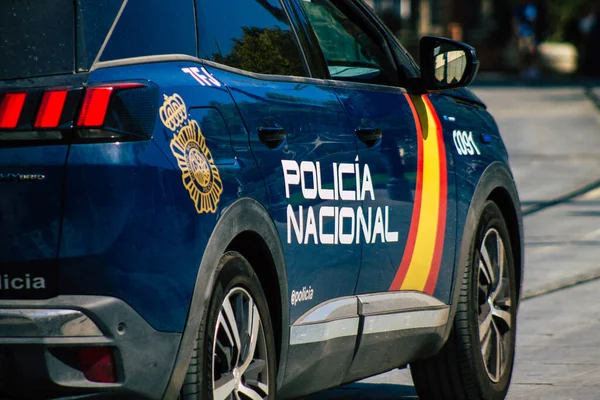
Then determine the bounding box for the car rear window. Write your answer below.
[77,0,124,70]
[100,0,197,62]
[0,0,126,81]
[0,0,196,81]
[0,0,75,81]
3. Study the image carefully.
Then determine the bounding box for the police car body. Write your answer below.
[0,0,523,399]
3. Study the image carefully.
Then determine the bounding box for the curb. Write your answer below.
[521,178,600,216]
[522,269,600,301]
[584,86,600,111]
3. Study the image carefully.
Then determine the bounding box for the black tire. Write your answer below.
[411,201,518,400]
[180,251,277,400]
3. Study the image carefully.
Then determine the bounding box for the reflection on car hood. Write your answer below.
[441,87,486,109]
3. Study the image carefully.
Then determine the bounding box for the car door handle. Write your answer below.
[258,126,286,149]
[355,127,382,147]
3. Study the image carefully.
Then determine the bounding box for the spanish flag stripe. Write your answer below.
[423,95,448,295]
[400,95,441,291]
[390,94,424,290]
[389,94,448,293]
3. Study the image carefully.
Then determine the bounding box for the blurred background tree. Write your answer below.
[367,0,598,74]
[543,0,589,41]
[212,26,306,76]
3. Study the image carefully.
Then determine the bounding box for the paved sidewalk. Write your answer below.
[473,87,600,299]
[473,87,600,205]
[309,279,600,400]
[508,279,600,400]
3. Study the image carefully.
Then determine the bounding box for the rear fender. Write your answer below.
[163,197,288,399]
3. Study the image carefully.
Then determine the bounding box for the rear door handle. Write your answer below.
[258,126,286,149]
[355,127,382,147]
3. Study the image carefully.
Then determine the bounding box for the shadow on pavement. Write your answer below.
[304,383,418,400]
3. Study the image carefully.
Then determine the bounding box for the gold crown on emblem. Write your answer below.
[160,93,188,131]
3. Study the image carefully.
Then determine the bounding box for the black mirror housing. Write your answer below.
[419,36,479,93]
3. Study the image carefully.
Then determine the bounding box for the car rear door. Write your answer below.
[194,0,362,324]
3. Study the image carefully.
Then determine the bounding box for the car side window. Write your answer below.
[299,0,394,85]
[100,0,197,62]
[196,0,308,77]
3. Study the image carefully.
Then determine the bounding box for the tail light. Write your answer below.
[77,347,117,383]
[35,90,68,129]
[50,346,118,384]
[0,93,26,129]
[0,82,158,144]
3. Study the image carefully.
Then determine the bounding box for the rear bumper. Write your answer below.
[0,296,181,399]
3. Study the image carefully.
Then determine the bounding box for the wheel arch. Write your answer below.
[162,197,289,399]
[446,162,523,338]
[487,186,523,301]
[225,230,284,378]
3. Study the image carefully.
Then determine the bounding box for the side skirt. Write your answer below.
[279,292,449,399]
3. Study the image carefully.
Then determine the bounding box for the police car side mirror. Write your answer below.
[419,36,479,93]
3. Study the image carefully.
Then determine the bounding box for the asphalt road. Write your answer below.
[309,86,600,400]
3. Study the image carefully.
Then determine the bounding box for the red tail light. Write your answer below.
[77,87,114,127]
[77,83,146,128]
[0,82,157,142]
[0,93,27,129]
[34,90,68,128]
[77,347,117,383]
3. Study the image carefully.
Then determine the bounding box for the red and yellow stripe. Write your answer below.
[389,94,447,295]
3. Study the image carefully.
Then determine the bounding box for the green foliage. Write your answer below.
[213,26,305,76]
[545,0,592,41]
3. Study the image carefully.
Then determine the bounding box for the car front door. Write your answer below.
[293,0,457,301]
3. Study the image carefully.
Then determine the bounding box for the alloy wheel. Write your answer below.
[477,228,513,383]
[212,287,270,400]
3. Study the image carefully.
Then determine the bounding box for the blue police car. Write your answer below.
[0,0,523,399]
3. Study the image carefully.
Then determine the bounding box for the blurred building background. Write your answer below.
[365,0,600,77]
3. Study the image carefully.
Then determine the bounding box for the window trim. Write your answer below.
[204,57,407,95]
[201,59,327,85]
[91,54,203,71]
[277,0,314,78]
[289,0,400,86]
[92,0,129,68]
[94,0,198,65]
[339,0,399,81]
[351,0,421,80]
[91,52,332,93]
[77,0,128,72]
[93,53,333,88]
[325,76,408,94]
[282,0,330,79]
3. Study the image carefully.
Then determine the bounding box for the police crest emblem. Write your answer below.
[160,93,223,214]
